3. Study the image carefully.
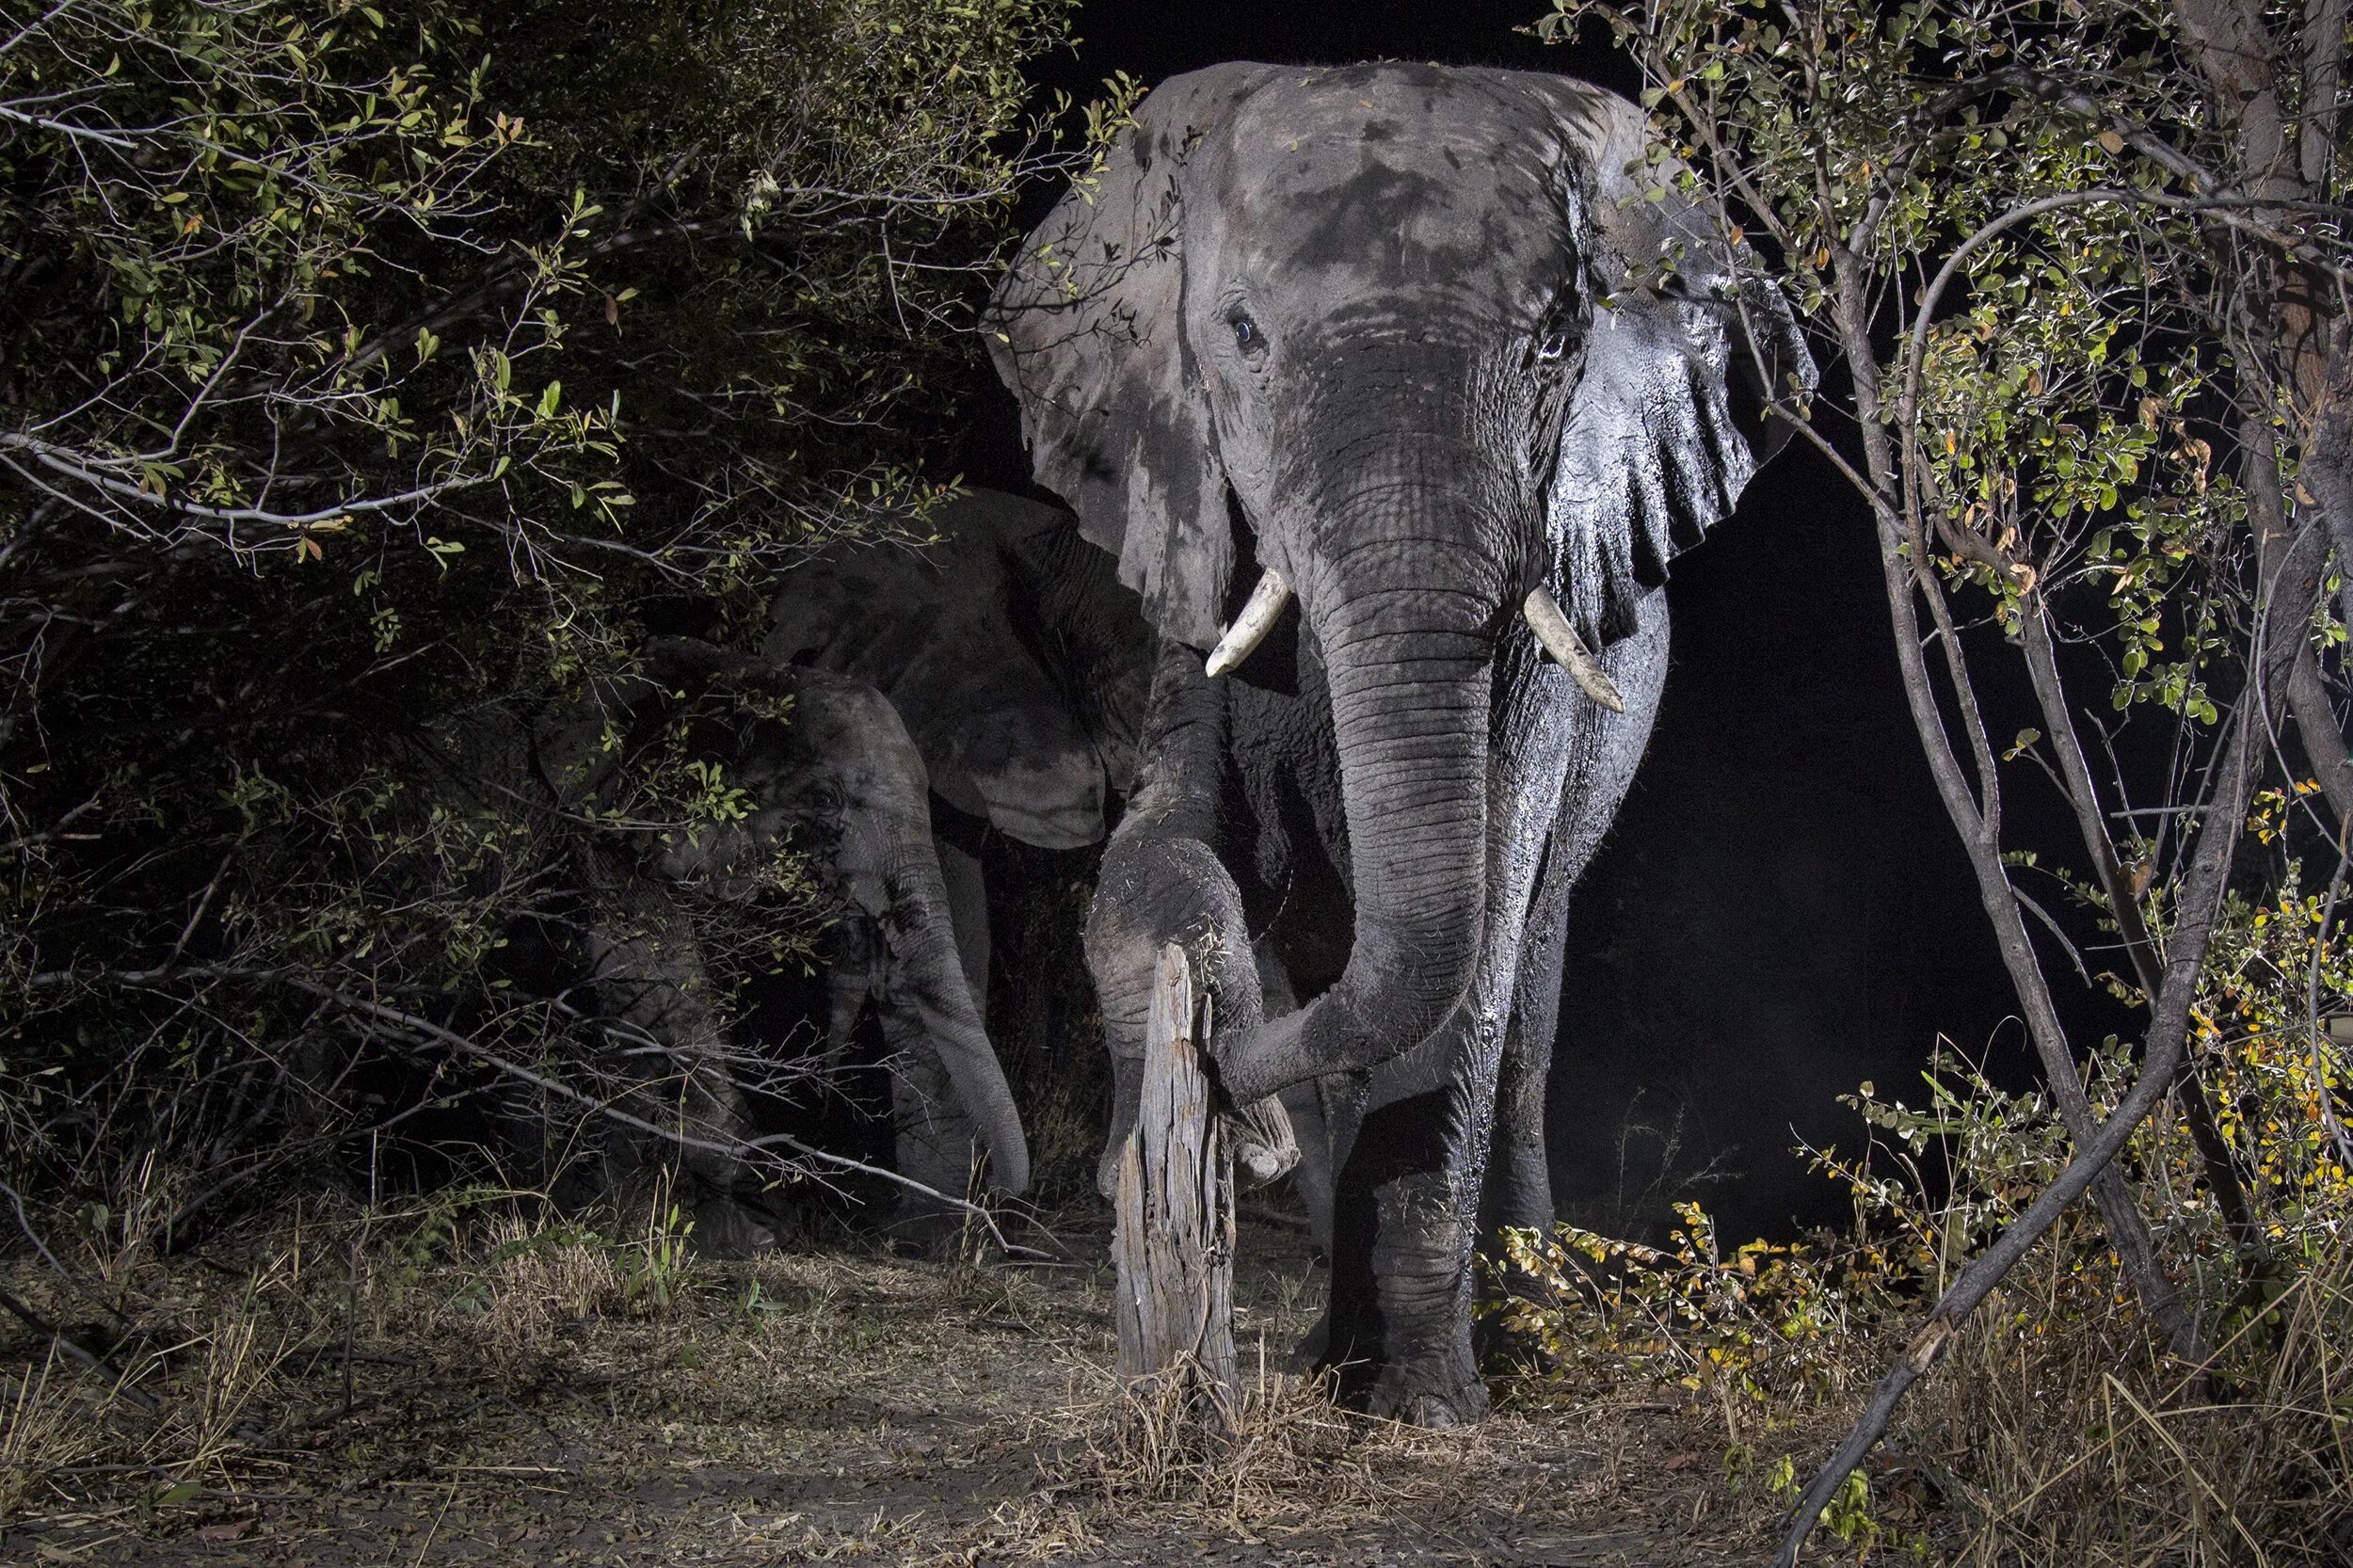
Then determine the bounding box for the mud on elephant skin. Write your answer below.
[990,62,1812,1421]
[528,638,1032,1248]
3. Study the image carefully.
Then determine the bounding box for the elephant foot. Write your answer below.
[1363,1360,1491,1428]
[684,1192,776,1259]
[1304,1309,1488,1426]
[1222,1094,1300,1191]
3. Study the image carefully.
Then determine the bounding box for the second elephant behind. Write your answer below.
[522,641,1032,1239]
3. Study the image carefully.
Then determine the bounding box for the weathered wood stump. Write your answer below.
[1111,942,1239,1429]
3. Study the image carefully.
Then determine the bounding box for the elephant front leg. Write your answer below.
[1084,834,1295,1193]
[1320,1049,1494,1425]
[1482,860,1569,1256]
[1085,640,1295,1196]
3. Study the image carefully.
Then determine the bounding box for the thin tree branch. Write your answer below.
[1777,697,2257,1567]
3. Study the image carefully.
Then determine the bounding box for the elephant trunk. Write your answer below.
[1216,479,1500,1106]
[878,845,1032,1197]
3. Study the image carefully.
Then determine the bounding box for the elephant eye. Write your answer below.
[1229,311,1264,355]
[1531,292,1582,370]
[806,781,844,813]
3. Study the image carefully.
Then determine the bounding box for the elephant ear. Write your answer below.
[985,64,1273,651]
[1533,86,1817,650]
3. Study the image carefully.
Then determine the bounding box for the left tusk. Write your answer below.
[1205,568,1291,678]
[1523,587,1625,713]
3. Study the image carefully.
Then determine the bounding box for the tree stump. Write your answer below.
[1111,942,1239,1429]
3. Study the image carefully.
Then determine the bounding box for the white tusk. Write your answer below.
[1204,569,1292,678]
[1523,587,1625,713]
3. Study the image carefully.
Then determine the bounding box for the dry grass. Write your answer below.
[19,1171,2337,1568]
[1897,1244,2353,1566]
[1045,1341,1357,1512]
[433,1209,629,1365]
[0,1350,108,1518]
[0,1184,723,1528]
[0,1207,1755,1565]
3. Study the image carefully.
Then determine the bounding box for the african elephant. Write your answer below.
[529,640,1031,1245]
[988,62,1812,1421]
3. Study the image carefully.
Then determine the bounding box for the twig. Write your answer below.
[285,977,1051,1259]
[0,1286,159,1413]
[1775,700,2255,1566]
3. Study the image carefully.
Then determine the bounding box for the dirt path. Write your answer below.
[6,1215,1767,1566]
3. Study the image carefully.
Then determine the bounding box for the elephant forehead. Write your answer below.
[1209,66,1597,301]
[789,681,927,778]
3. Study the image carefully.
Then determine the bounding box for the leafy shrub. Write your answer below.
[1491,885,2353,1559]
[0,0,1074,1248]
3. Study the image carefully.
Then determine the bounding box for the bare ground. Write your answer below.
[1,1213,1783,1567]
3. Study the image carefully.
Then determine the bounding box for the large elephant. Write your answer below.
[988,62,1811,1421]
[524,641,1031,1245]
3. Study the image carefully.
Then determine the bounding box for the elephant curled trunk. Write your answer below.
[1214,551,1497,1106]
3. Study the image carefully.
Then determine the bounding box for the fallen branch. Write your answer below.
[0,1286,160,1413]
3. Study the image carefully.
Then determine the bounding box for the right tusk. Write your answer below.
[1523,587,1626,713]
[1204,568,1291,678]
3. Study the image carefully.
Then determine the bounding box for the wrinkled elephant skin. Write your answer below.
[990,62,1813,1421]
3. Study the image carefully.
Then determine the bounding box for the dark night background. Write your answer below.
[963,1,2023,1240]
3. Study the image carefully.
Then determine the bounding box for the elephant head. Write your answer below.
[988,62,1812,1103]
[762,489,1153,852]
[537,639,1032,1197]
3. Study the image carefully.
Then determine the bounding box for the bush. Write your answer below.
[1491,889,2353,1560]
[0,0,1073,1251]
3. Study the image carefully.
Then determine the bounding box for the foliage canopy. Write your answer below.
[0,0,1073,1231]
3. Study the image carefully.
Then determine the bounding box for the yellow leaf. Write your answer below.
[2097,130,2126,154]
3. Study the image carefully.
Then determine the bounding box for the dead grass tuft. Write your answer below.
[0,1351,108,1517]
[439,1209,629,1364]
[1048,1342,1357,1512]
[1904,1241,2353,1566]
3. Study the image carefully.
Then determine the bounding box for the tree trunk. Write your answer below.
[1111,943,1238,1429]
